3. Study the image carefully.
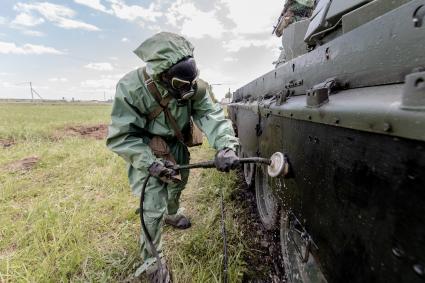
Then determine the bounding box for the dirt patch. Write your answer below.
[4,156,40,172]
[55,124,108,140]
[0,138,16,148]
[0,244,16,260]
[232,171,285,282]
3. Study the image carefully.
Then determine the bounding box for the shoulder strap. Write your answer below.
[136,68,164,120]
[140,68,185,143]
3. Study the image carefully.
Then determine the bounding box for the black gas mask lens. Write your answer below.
[162,57,198,99]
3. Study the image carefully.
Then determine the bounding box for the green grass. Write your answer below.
[164,144,246,283]
[0,103,110,141]
[0,103,248,282]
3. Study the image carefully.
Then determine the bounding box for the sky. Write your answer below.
[0,0,283,101]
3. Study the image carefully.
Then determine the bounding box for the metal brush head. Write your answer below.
[267,152,288,177]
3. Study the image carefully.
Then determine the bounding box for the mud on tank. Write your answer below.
[228,0,425,282]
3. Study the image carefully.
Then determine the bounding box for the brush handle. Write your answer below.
[174,157,271,170]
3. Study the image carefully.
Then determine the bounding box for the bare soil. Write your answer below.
[0,244,16,260]
[232,171,285,283]
[54,124,108,140]
[4,156,40,172]
[0,138,16,148]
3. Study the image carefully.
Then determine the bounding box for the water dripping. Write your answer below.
[413,264,424,277]
[391,247,405,258]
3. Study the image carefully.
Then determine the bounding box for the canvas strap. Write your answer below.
[141,68,185,143]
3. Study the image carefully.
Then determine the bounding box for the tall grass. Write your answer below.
[164,144,247,282]
[0,103,248,282]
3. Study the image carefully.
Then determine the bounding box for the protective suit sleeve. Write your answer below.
[106,82,158,170]
[192,88,239,151]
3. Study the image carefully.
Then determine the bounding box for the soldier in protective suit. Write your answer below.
[106,32,239,282]
[274,0,314,37]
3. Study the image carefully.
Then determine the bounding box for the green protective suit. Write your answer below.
[275,0,314,37]
[295,0,314,8]
[106,32,239,275]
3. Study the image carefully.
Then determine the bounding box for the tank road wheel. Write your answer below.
[243,153,255,187]
[255,165,278,230]
[237,147,255,187]
[236,145,242,158]
[280,212,327,283]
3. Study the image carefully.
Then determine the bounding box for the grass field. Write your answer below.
[0,103,248,282]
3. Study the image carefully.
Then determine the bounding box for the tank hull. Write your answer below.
[269,117,424,282]
[229,103,425,282]
[227,1,425,281]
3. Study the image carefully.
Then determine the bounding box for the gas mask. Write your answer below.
[160,57,199,100]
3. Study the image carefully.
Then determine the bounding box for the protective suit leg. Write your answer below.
[165,165,190,229]
[135,141,190,276]
[167,142,190,215]
[135,176,167,277]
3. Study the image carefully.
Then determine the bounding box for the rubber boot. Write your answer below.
[146,259,172,283]
[164,213,191,229]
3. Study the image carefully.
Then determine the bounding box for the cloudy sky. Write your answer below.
[0,0,283,101]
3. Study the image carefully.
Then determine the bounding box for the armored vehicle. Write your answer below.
[227,0,425,282]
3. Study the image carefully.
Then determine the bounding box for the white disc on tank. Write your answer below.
[267,152,287,177]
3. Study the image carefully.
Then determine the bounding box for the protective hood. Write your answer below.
[134,32,194,80]
[295,0,314,8]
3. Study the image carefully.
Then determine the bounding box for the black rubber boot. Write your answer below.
[164,213,191,229]
[146,259,172,283]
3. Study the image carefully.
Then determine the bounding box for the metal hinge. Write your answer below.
[306,77,337,108]
[276,89,293,106]
[401,70,425,111]
[413,4,425,27]
[259,96,276,109]
[285,79,304,89]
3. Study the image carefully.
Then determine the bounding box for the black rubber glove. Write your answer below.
[148,160,180,184]
[214,148,239,172]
